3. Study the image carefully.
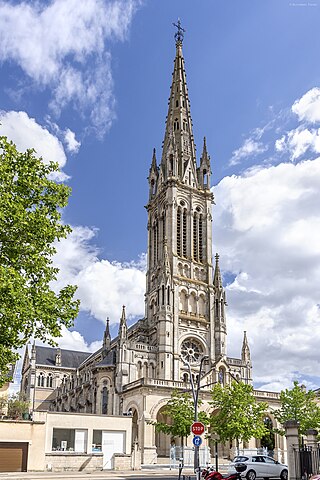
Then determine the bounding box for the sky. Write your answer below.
[1,0,320,392]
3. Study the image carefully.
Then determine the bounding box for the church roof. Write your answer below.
[95,350,116,367]
[35,345,91,368]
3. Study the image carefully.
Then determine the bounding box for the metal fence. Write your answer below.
[294,445,320,479]
[170,446,211,468]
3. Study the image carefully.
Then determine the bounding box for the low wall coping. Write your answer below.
[46,452,103,456]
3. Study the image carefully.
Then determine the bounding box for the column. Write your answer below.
[284,420,299,480]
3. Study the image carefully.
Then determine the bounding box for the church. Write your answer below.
[21,26,278,465]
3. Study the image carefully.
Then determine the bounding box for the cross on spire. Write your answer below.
[173,18,185,43]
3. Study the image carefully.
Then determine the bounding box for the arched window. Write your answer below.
[102,386,108,414]
[218,367,225,385]
[199,214,203,262]
[151,178,156,195]
[177,207,181,256]
[183,373,189,383]
[167,286,170,305]
[153,218,158,266]
[193,213,198,261]
[203,169,208,187]
[169,154,173,174]
[174,118,179,131]
[182,210,187,257]
[199,295,206,316]
[38,372,45,387]
[179,290,188,313]
[175,100,179,107]
[46,373,53,388]
[189,292,197,315]
[162,211,166,242]
[162,285,165,305]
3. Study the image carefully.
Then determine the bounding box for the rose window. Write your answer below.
[180,338,203,364]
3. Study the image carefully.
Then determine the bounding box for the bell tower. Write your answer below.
[145,21,229,382]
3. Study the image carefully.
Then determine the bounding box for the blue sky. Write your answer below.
[1,0,320,391]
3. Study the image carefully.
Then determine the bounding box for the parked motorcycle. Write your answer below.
[202,462,247,480]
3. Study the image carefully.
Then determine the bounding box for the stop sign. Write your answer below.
[191,421,205,435]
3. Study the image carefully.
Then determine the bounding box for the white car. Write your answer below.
[228,455,288,480]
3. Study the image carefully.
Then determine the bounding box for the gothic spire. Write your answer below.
[213,253,223,290]
[118,305,127,340]
[103,317,111,353]
[160,22,198,187]
[241,331,251,363]
[198,136,211,190]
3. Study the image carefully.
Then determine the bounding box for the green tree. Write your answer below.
[209,381,268,450]
[150,390,209,446]
[6,392,29,419]
[274,381,320,436]
[0,136,79,386]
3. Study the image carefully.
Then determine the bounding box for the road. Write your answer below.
[0,469,196,480]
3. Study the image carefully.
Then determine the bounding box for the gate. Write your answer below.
[294,445,320,479]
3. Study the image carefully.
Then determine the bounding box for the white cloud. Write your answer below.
[0,0,140,136]
[213,157,320,390]
[0,110,68,180]
[292,87,320,123]
[230,138,267,166]
[56,327,102,353]
[275,126,320,161]
[64,128,81,153]
[53,226,146,326]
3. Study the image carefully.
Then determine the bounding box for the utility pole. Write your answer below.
[181,355,209,480]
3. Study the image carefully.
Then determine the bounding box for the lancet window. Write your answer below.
[177,206,187,258]
[193,210,204,263]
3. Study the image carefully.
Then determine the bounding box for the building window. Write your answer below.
[199,214,203,262]
[193,213,198,261]
[52,428,87,452]
[177,208,181,256]
[38,372,45,387]
[46,373,53,388]
[182,210,187,257]
[102,387,108,415]
[92,430,102,452]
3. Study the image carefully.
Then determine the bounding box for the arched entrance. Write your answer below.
[155,405,173,458]
[131,409,139,447]
[260,417,275,453]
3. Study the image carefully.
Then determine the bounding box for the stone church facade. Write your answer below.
[21,31,285,464]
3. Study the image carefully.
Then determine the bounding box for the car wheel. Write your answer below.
[280,470,288,480]
[246,470,256,480]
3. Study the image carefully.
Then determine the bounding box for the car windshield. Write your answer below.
[233,456,249,463]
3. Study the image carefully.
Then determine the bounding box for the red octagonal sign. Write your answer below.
[191,421,205,435]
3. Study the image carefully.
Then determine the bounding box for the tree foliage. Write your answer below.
[209,381,268,446]
[150,390,209,443]
[274,381,320,436]
[0,136,79,386]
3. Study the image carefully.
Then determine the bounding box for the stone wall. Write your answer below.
[45,453,103,472]
[113,453,132,470]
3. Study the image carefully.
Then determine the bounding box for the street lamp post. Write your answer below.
[181,354,209,480]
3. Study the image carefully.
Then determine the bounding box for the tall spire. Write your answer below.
[213,253,223,290]
[118,305,127,340]
[199,136,211,189]
[241,331,251,363]
[103,317,111,355]
[160,20,198,187]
